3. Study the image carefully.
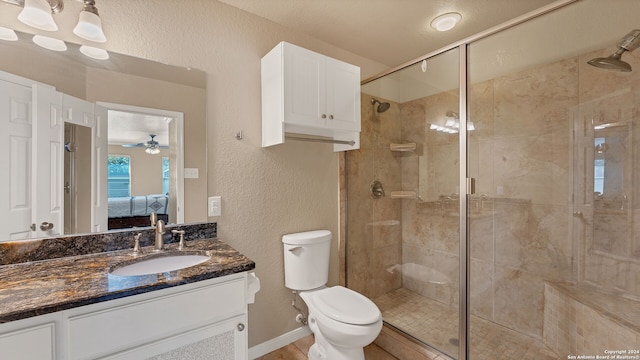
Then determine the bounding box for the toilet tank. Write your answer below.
[282,230,331,290]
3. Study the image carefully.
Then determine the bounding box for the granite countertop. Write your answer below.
[0,238,255,324]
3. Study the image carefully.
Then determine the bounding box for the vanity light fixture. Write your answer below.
[2,0,106,43]
[430,12,461,32]
[73,0,106,43]
[32,34,67,51]
[17,0,62,31]
[430,111,475,134]
[79,44,108,60]
[0,26,18,41]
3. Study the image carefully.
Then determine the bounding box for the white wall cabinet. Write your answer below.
[0,273,250,360]
[262,41,361,151]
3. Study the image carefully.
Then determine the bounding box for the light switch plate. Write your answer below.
[184,168,199,179]
[208,196,221,217]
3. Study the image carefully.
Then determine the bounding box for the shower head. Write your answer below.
[371,98,390,113]
[588,29,640,72]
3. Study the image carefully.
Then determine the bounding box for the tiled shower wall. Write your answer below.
[346,94,403,300]
[349,46,640,341]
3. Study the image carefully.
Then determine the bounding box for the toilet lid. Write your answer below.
[314,286,381,325]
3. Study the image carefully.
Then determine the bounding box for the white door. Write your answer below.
[93,104,108,232]
[0,80,34,240]
[62,95,108,232]
[32,84,63,237]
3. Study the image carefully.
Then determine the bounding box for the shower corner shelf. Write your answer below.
[389,143,417,152]
[390,190,417,199]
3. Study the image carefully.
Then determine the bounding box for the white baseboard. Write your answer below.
[248,326,312,359]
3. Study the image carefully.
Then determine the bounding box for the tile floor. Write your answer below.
[258,287,559,360]
[374,288,559,360]
[256,333,398,360]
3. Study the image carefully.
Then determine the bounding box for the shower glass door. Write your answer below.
[467,0,640,358]
[352,47,460,358]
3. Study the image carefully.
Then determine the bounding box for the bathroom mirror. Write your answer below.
[0,30,207,241]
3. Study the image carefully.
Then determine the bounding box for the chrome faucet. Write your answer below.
[150,212,158,228]
[133,233,143,255]
[155,220,166,250]
[172,229,186,250]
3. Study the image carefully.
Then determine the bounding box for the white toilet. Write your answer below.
[282,230,383,360]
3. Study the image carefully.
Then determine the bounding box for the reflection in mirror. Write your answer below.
[0,29,206,242]
[592,121,631,257]
[103,103,184,231]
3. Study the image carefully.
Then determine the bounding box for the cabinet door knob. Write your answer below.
[40,222,54,231]
[321,114,326,119]
[329,115,334,119]
[237,323,245,332]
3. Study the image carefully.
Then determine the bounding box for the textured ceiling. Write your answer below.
[107,111,171,146]
[217,0,560,67]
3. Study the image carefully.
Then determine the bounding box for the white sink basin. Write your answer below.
[110,252,210,276]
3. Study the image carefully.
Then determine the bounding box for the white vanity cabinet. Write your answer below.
[0,273,251,360]
[0,313,59,360]
[262,41,361,151]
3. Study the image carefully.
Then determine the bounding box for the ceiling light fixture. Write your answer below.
[430,12,461,32]
[73,0,106,43]
[145,146,161,155]
[144,134,162,155]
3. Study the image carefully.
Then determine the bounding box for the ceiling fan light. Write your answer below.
[145,146,161,155]
[431,12,461,32]
[73,10,107,43]
[18,0,58,31]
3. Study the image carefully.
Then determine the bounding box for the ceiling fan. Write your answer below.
[121,134,169,154]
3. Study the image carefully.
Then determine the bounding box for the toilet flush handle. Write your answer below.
[288,246,302,252]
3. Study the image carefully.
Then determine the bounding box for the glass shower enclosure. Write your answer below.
[347,0,640,359]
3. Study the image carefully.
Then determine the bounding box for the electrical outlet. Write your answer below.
[208,196,221,217]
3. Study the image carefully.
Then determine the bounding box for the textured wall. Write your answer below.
[0,0,387,347]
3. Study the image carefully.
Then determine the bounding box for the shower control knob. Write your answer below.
[237,323,245,332]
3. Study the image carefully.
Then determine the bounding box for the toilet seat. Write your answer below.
[312,286,381,325]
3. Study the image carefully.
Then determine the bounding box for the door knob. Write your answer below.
[40,222,54,231]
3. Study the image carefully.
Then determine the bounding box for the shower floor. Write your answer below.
[374,288,558,360]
